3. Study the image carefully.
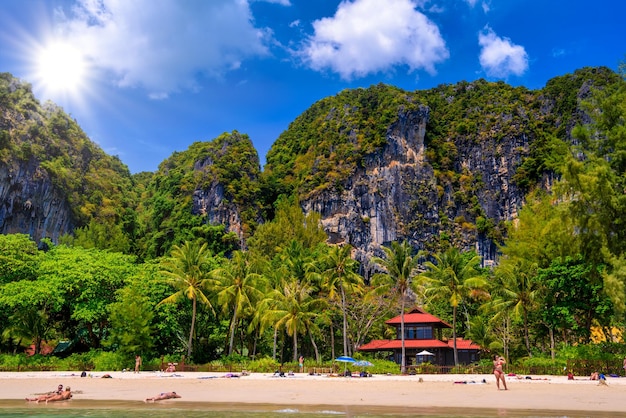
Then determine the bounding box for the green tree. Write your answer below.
[61,219,131,254]
[212,250,266,355]
[263,279,325,362]
[38,245,135,348]
[421,248,487,367]
[159,241,216,358]
[2,307,55,355]
[321,244,363,357]
[247,197,327,261]
[104,285,154,358]
[539,256,612,344]
[558,71,626,318]
[490,258,542,357]
[0,233,40,284]
[371,241,420,373]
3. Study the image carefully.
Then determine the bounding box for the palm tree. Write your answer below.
[321,244,363,357]
[371,241,420,373]
[490,257,541,357]
[263,278,326,362]
[3,307,54,355]
[159,241,215,358]
[212,250,266,355]
[420,247,487,367]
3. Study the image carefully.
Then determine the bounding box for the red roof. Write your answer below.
[358,339,450,351]
[447,338,481,350]
[385,307,452,328]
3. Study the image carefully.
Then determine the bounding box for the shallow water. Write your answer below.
[0,400,624,418]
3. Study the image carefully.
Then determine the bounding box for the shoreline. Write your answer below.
[2,371,626,415]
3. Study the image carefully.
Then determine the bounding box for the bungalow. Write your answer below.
[357,307,481,367]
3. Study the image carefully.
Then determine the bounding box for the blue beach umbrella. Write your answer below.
[334,356,356,374]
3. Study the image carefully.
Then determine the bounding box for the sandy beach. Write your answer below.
[3,371,626,416]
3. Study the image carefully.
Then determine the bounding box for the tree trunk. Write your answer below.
[452,305,458,367]
[228,306,238,356]
[341,287,348,357]
[292,330,298,362]
[272,328,277,361]
[308,327,320,363]
[188,296,196,358]
[330,322,336,360]
[523,308,532,357]
[549,326,555,360]
[400,298,406,374]
[252,328,258,359]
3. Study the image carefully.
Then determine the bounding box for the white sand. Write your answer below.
[3,371,626,414]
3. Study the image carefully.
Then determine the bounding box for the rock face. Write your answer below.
[296,69,619,276]
[0,67,618,262]
[191,168,244,241]
[301,104,527,276]
[0,160,72,242]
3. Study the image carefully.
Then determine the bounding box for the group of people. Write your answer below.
[26,382,182,404]
[25,384,72,403]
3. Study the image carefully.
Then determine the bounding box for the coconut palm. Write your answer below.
[263,278,326,362]
[420,247,487,367]
[371,240,420,373]
[490,257,541,357]
[321,244,363,357]
[212,250,266,355]
[159,241,216,358]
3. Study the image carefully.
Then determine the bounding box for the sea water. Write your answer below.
[0,400,622,418]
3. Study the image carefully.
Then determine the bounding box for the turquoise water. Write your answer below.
[0,401,623,418]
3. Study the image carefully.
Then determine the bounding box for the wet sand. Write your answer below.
[3,371,626,416]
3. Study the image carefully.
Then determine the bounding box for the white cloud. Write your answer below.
[478,26,528,78]
[465,0,490,13]
[57,0,272,98]
[298,0,449,80]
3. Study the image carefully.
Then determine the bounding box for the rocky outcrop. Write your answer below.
[301,104,529,277]
[191,176,244,240]
[0,159,72,242]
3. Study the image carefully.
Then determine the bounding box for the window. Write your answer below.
[416,326,433,339]
[399,326,433,339]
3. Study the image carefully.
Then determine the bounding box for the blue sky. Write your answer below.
[0,0,623,174]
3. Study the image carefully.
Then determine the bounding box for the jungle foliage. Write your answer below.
[1,66,626,370]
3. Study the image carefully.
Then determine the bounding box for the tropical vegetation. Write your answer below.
[1,65,626,373]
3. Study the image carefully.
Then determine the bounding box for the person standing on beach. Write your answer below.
[493,355,508,390]
[299,355,304,373]
[623,356,626,376]
[135,355,142,373]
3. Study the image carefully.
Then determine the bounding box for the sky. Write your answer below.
[0,0,623,174]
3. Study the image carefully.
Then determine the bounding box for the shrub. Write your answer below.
[90,350,128,371]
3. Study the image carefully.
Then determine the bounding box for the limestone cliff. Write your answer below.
[0,158,72,242]
[0,73,135,245]
[284,68,621,276]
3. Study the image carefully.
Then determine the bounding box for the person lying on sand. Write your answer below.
[145,391,181,402]
[27,387,72,403]
[46,387,72,403]
[26,385,69,403]
[26,394,53,403]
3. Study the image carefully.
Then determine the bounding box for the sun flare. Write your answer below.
[34,41,87,97]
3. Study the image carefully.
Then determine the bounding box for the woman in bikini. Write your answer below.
[493,355,508,390]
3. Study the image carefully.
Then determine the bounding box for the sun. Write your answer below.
[34,41,88,98]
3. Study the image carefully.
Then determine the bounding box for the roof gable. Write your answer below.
[385,307,452,328]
